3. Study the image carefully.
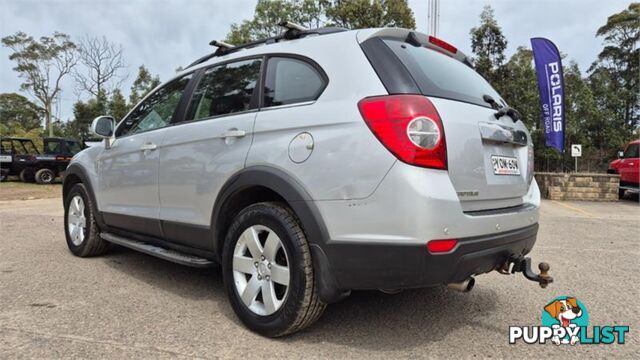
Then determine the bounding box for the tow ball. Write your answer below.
[497,254,553,288]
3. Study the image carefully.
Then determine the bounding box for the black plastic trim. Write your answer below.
[360,37,421,94]
[102,212,163,239]
[107,226,217,260]
[322,224,539,291]
[210,166,329,254]
[162,220,213,250]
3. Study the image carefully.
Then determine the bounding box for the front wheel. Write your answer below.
[222,202,325,337]
[64,183,109,257]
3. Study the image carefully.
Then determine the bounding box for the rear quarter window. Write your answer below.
[263,57,326,107]
[382,39,504,108]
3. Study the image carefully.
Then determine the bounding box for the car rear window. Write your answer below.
[383,39,505,108]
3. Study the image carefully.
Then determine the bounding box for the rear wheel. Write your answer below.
[64,183,109,257]
[619,187,626,199]
[35,168,56,184]
[19,168,35,183]
[222,202,325,337]
[0,168,8,182]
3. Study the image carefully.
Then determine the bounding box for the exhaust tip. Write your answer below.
[447,277,475,292]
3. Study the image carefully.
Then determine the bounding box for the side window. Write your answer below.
[66,141,83,155]
[1,140,12,154]
[116,74,193,137]
[186,58,262,121]
[263,57,326,107]
[44,141,61,154]
[624,144,639,159]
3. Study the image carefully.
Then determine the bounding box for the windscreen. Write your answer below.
[383,39,505,108]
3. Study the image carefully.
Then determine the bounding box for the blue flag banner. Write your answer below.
[531,38,565,152]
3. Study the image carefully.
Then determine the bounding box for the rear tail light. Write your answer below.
[358,95,447,170]
[427,239,458,253]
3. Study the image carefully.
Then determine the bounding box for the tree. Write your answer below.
[469,5,507,84]
[589,3,639,128]
[129,65,160,106]
[0,93,43,133]
[108,89,129,121]
[226,0,310,43]
[74,35,126,98]
[66,93,107,141]
[2,32,78,137]
[326,0,415,29]
[225,0,415,43]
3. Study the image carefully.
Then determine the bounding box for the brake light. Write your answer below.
[427,239,458,253]
[428,36,457,54]
[358,95,447,170]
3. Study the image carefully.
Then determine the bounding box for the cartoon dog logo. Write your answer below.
[544,297,583,345]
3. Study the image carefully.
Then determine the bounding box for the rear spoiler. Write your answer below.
[358,28,474,68]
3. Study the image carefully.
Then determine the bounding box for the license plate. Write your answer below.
[491,155,520,175]
[0,155,12,163]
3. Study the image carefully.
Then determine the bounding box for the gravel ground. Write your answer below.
[0,197,638,359]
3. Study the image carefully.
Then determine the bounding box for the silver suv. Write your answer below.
[63,25,542,337]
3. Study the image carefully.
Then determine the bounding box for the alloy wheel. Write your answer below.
[232,225,290,316]
[67,195,86,246]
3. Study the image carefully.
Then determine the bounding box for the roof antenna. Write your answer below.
[278,21,309,39]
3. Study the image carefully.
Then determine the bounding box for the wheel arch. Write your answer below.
[63,163,106,229]
[211,166,328,257]
[211,166,347,303]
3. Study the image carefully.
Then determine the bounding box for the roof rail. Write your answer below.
[185,23,348,69]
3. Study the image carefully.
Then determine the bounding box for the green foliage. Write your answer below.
[65,92,108,141]
[326,0,416,29]
[469,5,507,83]
[129,65,161,106]
[108,89,129,122]
[225,0,415,43]
[1,31,77,137]
[589,3,639,128]
[0,93,43,134]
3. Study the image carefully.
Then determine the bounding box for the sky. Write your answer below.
[0,0,632,122]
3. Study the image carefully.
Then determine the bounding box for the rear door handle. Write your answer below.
[140,142,157,151]
[220,129,246,139]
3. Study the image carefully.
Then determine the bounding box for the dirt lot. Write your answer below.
[0,193,638,358]
[0,180,62,201]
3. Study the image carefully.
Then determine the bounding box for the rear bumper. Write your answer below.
[317,223,537,291]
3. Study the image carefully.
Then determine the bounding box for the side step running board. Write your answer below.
[100,232,215,268]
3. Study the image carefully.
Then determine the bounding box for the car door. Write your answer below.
[158,58,262,248]
[619,142,639,186]
[96,73,194,237]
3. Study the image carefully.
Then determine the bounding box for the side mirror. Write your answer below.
[91,116,115,138]
[618,151,624,159]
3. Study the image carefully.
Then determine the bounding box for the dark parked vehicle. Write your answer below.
[0,136,84,184]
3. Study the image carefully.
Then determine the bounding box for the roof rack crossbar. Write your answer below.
[185,24,348,69]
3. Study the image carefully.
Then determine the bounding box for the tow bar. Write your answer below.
[497,255,553,288]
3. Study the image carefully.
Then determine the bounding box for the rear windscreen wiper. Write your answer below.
[483,94,521,122]
[494,106,521,122]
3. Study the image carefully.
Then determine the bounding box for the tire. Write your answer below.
[35,168,56,184]
[0,168,8,182]
[64,183,110,257]
[222,202,325,337]
[19,168,35,183]
[619,188,626,199]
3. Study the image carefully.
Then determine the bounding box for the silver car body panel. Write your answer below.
[69,28,540,251]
